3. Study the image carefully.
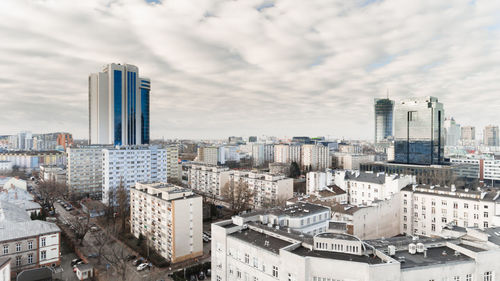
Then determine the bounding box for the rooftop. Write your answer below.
[0,220,61,241]
[345,171,387,184]
[316,232,359,241]
[229,228,293,254]
[290,246,384,264]
[241,202,329,218]
[396,246,473,269]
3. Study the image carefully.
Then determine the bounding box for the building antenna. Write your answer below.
[386,88,389,99]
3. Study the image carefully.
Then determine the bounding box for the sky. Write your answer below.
[1,0,500,140]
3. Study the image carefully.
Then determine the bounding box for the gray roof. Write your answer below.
[240,202,329,219]
[0,257,10,269]
[480,226,500,245]
[396,246,473,269]
[0,220,61,242]
[10,200,41,211]
[0,200,31,222]
[345,171,387,184]
[290,246,384,264]
[229,228,293,254]
[16,267,53,281]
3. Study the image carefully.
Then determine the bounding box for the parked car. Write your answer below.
[137,263,148,271]
[132,258,145,266]
[198,271,206,280]
[90,226,99,232]
[126,255,137,261]
[206,269,211,276]
[70,258,82,266]
[88,253,99,258]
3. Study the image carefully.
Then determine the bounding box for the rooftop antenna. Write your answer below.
[386,88,389,99]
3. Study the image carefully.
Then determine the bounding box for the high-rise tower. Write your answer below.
[89,63,150,145]
[393,96,444,165]
[374,98,394,144]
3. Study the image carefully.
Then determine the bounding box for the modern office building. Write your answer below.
[394,96,444,165]
[461,126,476,144]
[130,182,203,263]
[483,125,499,147]
[89,63,150,146]
[101,146,167,205]
[360,162,455,186]
[443,117,461,146]
[374,98,394,144]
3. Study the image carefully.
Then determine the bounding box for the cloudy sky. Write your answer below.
[1,0,499,140]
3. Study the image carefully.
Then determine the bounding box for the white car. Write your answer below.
[137,263,149,271]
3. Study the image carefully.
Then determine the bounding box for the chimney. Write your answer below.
[451,184,456,192]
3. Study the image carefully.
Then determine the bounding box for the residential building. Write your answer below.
[332,153,374,170]
[483,125,499,147]
[269,162,291,175]
[461,126,476,144]
[394,96,444,165]
[229,171,293,208]
[67,146,105,199]
[400,184,500,236]
[450,155,500,184]
[39,165,66,184]
[301,144,329,171]
[0,161,13,173]
[0,258,10,281]
[374,98,394,144]
[130,182,203,263]
[306,170,334,194]
[187,163,231,197]
[166,145,181,181]
[274,144,301,164]
[32,132,73,151]
[196,146,219,165]
[102,146,167,205]
[89,63,150,145]
[0,151,66,171]
[340,171,414,206]
[444,117,461,146]
[338,143,362,154]
[212,210,500,281]
[251,143,274,167]
[0,201,60,277]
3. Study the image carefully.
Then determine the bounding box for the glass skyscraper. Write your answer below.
[374,98,394,144]
[89,63,150,146]
[393,96,444,165]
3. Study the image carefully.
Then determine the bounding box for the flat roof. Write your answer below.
[316,232,359,241]
[396,246,473,269]
[229,229,293,254]
[290,246,384,264]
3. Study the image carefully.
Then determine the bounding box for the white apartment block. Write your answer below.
[67,146,105,199]
[274,144,301,164]
[0,201,61,276]
[450,156,500,182]
[342,171,415,206]
[213,207,500,281]
[400,184,500,237]
[306,170,335,194]
[197,146,219,165]
[333,153,375,170]
[130,182,203,263]
[251,143,274,167]
[0,161,13,173]
[102,146,167,205]
[187,163,231,197]
[218,146,240,165]
[301,144,329,171]
[166,145,181,181]
[229,171,293,208]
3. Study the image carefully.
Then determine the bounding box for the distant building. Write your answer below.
[196,146,219,165]
[248,136,257,142]
[187,163,231,196]
[483,125,499,146]
[274,144,301,164]
[394,96,444,165]
[39,165,66,184]
[130,182,203,263]
[374,98,394,144]
[0,161,13,173]
[0,151,65,171]
[332,153,374,170]
[166,145,181,181]
[360,162,455,186]
[461,126,476,144]
[444,117,461,146]
[89,63,150,146]
[301,144,329,171]
[67,146,105,199]
[251,143,274,167]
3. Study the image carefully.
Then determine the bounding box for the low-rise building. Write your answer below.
[0,201,60,277]
[39,165,66,184]
[130,182,203,263]
[0,161,13,173]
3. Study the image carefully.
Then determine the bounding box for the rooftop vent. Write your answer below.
[409,243,416,255]
[442,250,447,256]
[264,240,269,247]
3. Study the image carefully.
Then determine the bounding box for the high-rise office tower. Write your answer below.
[89,63,150,146]
[483,125,499,146]
[374,98,394,144]
[443,117,461,146]
[394,96,444,165]
[461,126,476,143]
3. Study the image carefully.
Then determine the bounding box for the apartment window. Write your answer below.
[41,238,46,247]
[464,203,469,209]
[16,256,21,266]
[216,276,221,281]
[288,273,294,281]
[245,253,249,264]
[28,241,33,250]
[484,212,489,218]
[3,245,8,254]
[408,111,418,121]
[465,274,472,281]
[484,271,493,281]
[41,250,46,260]
[237,269,241,278]
[16,243,21,252]
[27,253,33,264]
[484,222,489,228]
[253,257,258,267]
[454,276,460,281]
[273,266,279,278]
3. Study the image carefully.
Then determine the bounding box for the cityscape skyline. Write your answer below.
[1,0,500,140]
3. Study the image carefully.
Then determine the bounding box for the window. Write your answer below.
[288,273,294,281]
[484,221,489,228]
[16,243,21,252]
[253,257,258,267]
[454,276,460,281]
[484,212,489,218]
[245,253,249,264]
[484,271,493,281]
[41,250,46,260]
[465,274,472,281]
[3,245,8,254]
[408,111,418,121]
[16,256,21,266]
[41,238,46,247]
[27,254,33,264]
[273,266,279,278]
[28,241,33,250]
[216,276,221,281]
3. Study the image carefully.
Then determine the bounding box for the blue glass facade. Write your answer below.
[141,86,150,144]
[113,70,122,146]
[127,72,137,145]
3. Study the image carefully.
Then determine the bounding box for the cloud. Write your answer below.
[0,0,499,140]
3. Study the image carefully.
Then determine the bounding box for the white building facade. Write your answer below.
[187,163,231,197]
[66,146,105,199]
[301,144,329,171]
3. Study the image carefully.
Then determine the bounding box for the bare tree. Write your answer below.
[99,220,129,281]
[73,213,91,245]
[116,181,129,232]
[38,180,67,209]
[261,195,288,209]
[221,180,255,214]
[92,219,116,265]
